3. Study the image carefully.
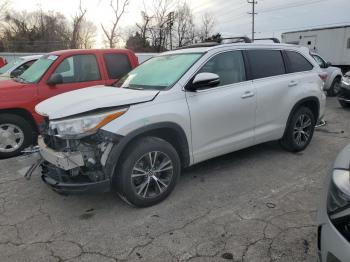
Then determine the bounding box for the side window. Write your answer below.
[53,54,101,83]
[246,50,285,79]
[312,55,325,68]
[347,38,350,49]
[285,51,313,73]
[197,51,246,87]
[103,53,132,79]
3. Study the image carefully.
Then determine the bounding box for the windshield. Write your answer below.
[19,55,58,83]
[117,53,203,90]
[0,59,22,74]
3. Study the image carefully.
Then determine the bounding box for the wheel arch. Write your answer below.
[0,108,38,132]
[105,122,191,182]
[283,97,320,136]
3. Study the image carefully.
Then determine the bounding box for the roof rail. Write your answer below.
[220,36,252,43]
[254,38,280,43]
[176,42,220,50]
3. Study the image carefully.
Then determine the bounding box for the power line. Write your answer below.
[259,0,329,13]
[247,0,257,41]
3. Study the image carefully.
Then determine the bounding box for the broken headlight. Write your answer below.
[49,108,128,139]
[328,169,350,216]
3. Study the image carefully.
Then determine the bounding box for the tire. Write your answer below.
[328,77,341,97]
[280,107,316,152]
[339,99,350,108]
[114,136,181,207]
[0,114,34,159]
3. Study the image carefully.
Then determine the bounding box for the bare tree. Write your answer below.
[174,2,195,47]
[0,0,9,21]
[101,0,129,48]
[80,20,97,48]
[200,12,215,41]
[136,11,152,48]
[70,0,87,49]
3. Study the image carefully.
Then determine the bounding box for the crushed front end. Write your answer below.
[36,117,121,194]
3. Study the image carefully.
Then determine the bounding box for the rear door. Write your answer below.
[38,54,103,100]
[102,53,133,86]
[245,49,291,144]
[186,50,256,163]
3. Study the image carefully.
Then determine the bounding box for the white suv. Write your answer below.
[33,42,326,207]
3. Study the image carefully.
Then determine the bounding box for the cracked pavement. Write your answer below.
[0,98,349,262]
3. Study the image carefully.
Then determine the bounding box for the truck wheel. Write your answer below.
[339,99,350,108]
[280,107,315,152]
[115,137,181,207]
[328,77,341,97]
[0,114,34,159]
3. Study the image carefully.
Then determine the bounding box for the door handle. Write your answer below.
[288,80,298,87]
[241,91,255,99]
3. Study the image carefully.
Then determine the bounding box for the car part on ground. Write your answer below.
[32,42,326,207]
[318,144,350,262]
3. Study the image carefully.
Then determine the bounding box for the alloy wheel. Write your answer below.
[131,151,174,199]
[293,114,312,147]
[0,123,25,153]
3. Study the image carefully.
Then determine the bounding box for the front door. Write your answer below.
[186,50,256,164]
[38,54,103,101]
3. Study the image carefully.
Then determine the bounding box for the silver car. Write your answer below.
[0,55,42,80]
[318,144,350,262]
[311,53,343,96]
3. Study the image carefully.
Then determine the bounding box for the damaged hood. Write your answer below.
[36,85,159,119]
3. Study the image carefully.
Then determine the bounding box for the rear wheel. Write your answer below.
[114,137,181,207]
[0,114,34,159]
[328,77,341,97]
[280,107,316,152]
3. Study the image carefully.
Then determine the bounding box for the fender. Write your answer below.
[104,122,191,183]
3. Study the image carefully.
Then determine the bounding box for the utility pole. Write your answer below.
[247,0,257,42]
[167,12,175,50]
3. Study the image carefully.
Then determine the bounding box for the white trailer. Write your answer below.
[281,25,350,72]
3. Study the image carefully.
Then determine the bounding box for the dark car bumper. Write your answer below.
[338,87,350,102]
[41,173,111,194]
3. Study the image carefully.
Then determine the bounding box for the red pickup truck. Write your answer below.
[0,49,138,158]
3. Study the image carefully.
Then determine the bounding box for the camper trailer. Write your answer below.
[282,25,350,72]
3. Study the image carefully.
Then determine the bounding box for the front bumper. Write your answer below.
[337,87,350,103]
[38,136,111,194]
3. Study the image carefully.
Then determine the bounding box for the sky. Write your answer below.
[11,0,350,47]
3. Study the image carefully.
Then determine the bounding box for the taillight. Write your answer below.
[319,73,328,82]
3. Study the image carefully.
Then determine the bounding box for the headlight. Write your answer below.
[327,169,350,216]
[341,77,350,90]
[49,108,128,138]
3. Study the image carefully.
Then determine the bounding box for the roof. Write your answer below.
[48,48,134,56]
[19,54,43,60]
[282,24,350,35]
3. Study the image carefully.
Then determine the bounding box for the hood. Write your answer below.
[36,85,159,119]
[0,79,26,92]
[0,74,11,81]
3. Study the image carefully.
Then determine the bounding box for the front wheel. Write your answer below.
[0,114,34,159]
[280,107,316,152]
[115,137,181,207]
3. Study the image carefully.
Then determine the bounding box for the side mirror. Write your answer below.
[47,73,63,86]
[188,72,220,91]
[326,62,332,68]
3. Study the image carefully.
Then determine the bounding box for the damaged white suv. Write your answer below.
[34,42,326,207]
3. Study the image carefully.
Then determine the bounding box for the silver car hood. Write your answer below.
[35,85,159,120]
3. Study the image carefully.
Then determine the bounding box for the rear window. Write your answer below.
[285,51,313,73]
[247,50,285,79]
[104,53,132,79]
